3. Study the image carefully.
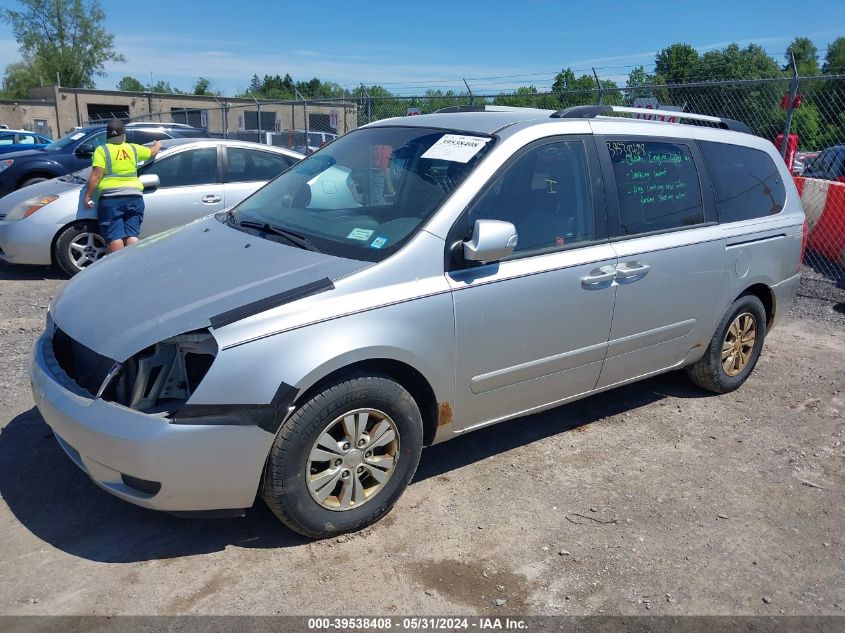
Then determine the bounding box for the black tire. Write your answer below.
[262,372,423,538]
[53,222,108,277]
[686,294,767,394]
[19,176,49,189]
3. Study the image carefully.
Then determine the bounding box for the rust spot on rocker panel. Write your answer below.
[437,401,453,426]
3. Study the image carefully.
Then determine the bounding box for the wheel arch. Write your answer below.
[739,282,776,329]
[16,169,60,190]
[292,357,442,447]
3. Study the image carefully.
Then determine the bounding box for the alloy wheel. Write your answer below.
[722,312,757,376]
[306,408,399,511]
[68,232,107,271]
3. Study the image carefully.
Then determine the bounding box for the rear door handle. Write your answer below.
[615,261,650,281]
[202,194,222,204]
[581,265,617,288]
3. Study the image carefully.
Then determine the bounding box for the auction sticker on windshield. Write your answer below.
[347,228,374,241]
[421,134,492,163]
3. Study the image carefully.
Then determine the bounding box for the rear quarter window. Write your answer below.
[699,141,786,222]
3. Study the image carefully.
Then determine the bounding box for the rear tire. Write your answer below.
[262,372,423,538]
[53,222,108,277]
[686,294,767,394]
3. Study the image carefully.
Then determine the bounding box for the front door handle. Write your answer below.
[202,194,222,204]
[615,261,650,281]
[581,265,617,288]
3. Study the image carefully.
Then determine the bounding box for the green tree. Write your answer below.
[654,43,700,83]
[1,59,43,98]
[150,80,183,94]
[785,37,820,76]
[493,86,558,109]
[822,37,845,74]
[116,75,146,92]
[1,0,125,88]
[193,77,214,95]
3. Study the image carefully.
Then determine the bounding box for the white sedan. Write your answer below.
[0,139,302,276]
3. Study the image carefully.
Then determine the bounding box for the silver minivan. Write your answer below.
[30,105,805,538]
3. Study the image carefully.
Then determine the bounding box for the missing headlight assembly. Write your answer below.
[102,331,218,415]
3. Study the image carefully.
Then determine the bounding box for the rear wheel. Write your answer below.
[686,294,767,393]
[53,222,107,277]
[262,372,423,538]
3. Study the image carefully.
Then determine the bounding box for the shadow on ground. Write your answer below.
[0,261,64,282]
[0,371,705,564]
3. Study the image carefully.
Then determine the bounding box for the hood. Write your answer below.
[0,175,82,212]
[51,216,371,361]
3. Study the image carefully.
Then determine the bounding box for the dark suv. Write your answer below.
[0,122,208,197]
[803,145,845,183]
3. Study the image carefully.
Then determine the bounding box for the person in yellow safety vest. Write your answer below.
[83,119,161,254]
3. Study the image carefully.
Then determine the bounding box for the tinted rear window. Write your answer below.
[700,141,785,222]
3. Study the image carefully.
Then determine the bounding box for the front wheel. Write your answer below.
[262,372,423,538]
[686,294,767,393]
[53,222,107,277]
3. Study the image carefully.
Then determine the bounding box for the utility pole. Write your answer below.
[780,52,800,161]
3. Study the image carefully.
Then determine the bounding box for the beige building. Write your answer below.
[0,85,358,139]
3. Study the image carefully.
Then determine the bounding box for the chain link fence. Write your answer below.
[101,75,845,293]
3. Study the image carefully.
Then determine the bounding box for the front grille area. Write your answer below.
[51,327,116,397]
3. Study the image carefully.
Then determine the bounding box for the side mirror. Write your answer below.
[75,143,95,156]
[139,174,160,190]
[462,219,518,263]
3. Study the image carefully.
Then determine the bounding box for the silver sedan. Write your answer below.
[0,139,302,276]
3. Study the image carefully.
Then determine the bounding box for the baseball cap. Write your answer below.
[106,119,125,138]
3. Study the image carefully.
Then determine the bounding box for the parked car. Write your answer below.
[803,145,845,182]
[287,129,338,155]
[792,150,819,176]
[0,129,52,155]
[0,139,301,276]
[0,122,208,198]
[31,105,804,538]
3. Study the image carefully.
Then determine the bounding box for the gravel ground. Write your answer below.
[0,259,843,616]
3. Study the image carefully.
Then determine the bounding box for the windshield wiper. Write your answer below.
[237,219,320,252]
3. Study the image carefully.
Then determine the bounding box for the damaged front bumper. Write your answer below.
[29,327,275,513]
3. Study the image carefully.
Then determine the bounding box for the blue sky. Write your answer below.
[0,0,843,96]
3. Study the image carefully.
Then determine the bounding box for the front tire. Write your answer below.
[686,294,767,393]
[262,372,423,538]
[53,222,108,277]
[19,176,49,189]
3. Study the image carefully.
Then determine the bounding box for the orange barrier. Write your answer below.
[793,176,845,264]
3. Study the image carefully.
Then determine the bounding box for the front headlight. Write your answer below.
[4,194,59,221]
[0,159,12,174]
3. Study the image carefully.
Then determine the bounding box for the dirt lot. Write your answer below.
[0,261,843,617]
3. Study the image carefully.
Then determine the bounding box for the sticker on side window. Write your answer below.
[70,132,86,140]
[421,134,491,163]
[347,228,374,241]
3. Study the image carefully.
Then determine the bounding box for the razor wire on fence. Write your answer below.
[109,75,845,289]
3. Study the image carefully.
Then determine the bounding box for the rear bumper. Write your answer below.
[30,328,274,512]
[771,272,801,331]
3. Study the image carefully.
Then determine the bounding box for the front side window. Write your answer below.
[140,147,218,187]
[130,130,170,144]
[228,126,494,262]
[699,141,785,222]
[465,139,596,255]
[226,147,291,182]
[606,140,704,235]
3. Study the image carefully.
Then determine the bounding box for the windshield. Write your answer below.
[227,126,495,262]
[44,129,100,152]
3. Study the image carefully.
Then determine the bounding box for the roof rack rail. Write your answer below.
[551,105,752,134]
